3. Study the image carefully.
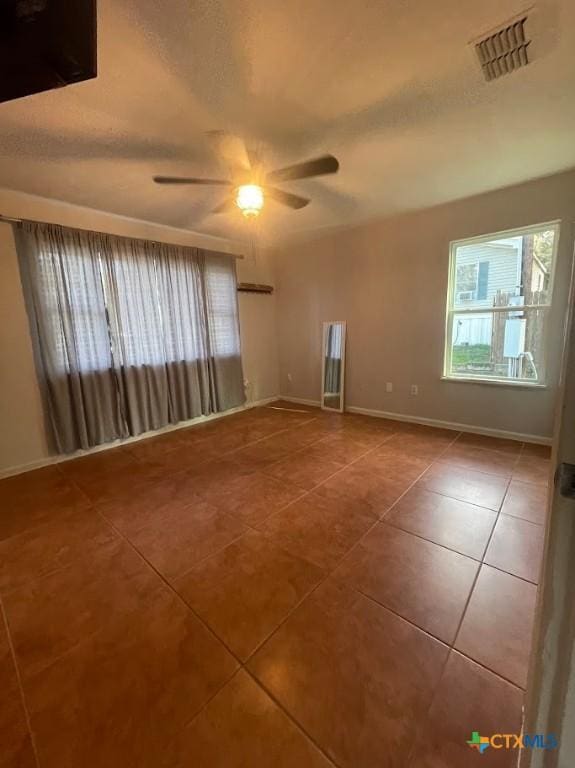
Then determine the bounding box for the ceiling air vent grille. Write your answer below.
[475,16,530,81]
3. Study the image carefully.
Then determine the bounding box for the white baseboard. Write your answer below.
[279,396,552,446]
[346,405,551,445]
[0,396,279,480]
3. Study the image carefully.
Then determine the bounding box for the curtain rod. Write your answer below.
[0,214,244,259]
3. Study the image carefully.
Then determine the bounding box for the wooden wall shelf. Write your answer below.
[237,283,274,294]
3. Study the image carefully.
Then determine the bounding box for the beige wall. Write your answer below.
[272,170,575,440]
[0,189,278,474]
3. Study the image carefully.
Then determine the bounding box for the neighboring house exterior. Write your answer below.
[454,236,523,346]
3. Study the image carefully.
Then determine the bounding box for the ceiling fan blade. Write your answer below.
[266,155,339,184]
[206,130,251,180]
[211,198,238,214]
[153,176,232,185]
[266,187,310,210]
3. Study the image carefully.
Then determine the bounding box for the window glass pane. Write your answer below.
[205,260,241,357]
[449,308,547,382]
[37,249,112,373]
[452,227,556,309]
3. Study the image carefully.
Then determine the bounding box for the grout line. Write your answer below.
[242,667,342,768]
[447,467,514,655]
[433,457,518,481]
[0,597,42,768]
[345,584,453,649]
[245,431,399,531]
[379,515,488,563]
[90,506,245,664]
[177,666,244,731]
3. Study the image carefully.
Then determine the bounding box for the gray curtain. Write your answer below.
[16,222,245,453]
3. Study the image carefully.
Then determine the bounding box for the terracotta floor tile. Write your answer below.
[4,538,166,679]
[249,580,448,768]
[417,464,509,511]
[383,429,456,460]
[0,708,37,768]
[335,523,479,643]
[402,424,457,440]
[385,486,497,560]
[362,445,433,479]
[455,565,537,688]
[187,458,256,500]
[96,472,206,537]
[264,449,343,491]
[60,446,141,485]
[521,442,552,459]
[312,432,373,464]
[126,429,188,460]
[206,472,305,527]
[409,651,523,767]
[258,491,376,570]
[174,531,324,660]
[0,509,117,594]
[0,618,36,768]
[127,499,248,582]
[201,428,259,454]
[512,454,551,486]
[316,462,418,515]
[231,437,293,469]
[281,422,335,448]
[439,444,517,478]
[0,467,90,543]
[167,671,332,768]
[260,409,315,429]
[501,480,548,525]
[454,432,522,455]
[244,428,325,459]
[484,515,544,584]
[61,450,167,503]
[134,439,220,476]
[177,422,250,449]
[0,412,550,765]
[336,423,394,449]
[25,591,237,768]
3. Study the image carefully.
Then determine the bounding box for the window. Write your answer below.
[19,222,246,452]
[35,244,242,374]
[444,222,559,385]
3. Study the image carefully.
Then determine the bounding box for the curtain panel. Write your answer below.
[15,222,245,453]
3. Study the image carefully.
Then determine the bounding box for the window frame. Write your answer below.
[442,220,561,388]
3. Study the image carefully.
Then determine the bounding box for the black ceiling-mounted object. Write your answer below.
[0,0,97,104]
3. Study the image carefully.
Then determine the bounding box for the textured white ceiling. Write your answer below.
[0,0,573,244]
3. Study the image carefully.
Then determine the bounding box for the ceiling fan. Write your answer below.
[153,132,339,219]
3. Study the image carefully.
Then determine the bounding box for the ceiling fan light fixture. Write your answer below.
[236,184,264,218]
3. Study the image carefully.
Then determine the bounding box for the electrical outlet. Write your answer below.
[386,382,393,393]
[410,384,419,396]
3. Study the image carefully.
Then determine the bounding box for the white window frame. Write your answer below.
[443,220,561,388]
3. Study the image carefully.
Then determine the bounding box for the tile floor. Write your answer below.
[0,402,550,767]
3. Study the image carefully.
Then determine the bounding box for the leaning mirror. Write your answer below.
[321,321,346,412]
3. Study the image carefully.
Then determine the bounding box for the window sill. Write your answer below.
[441,375,547,390]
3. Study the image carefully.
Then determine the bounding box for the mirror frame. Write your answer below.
[321,320,347,413]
